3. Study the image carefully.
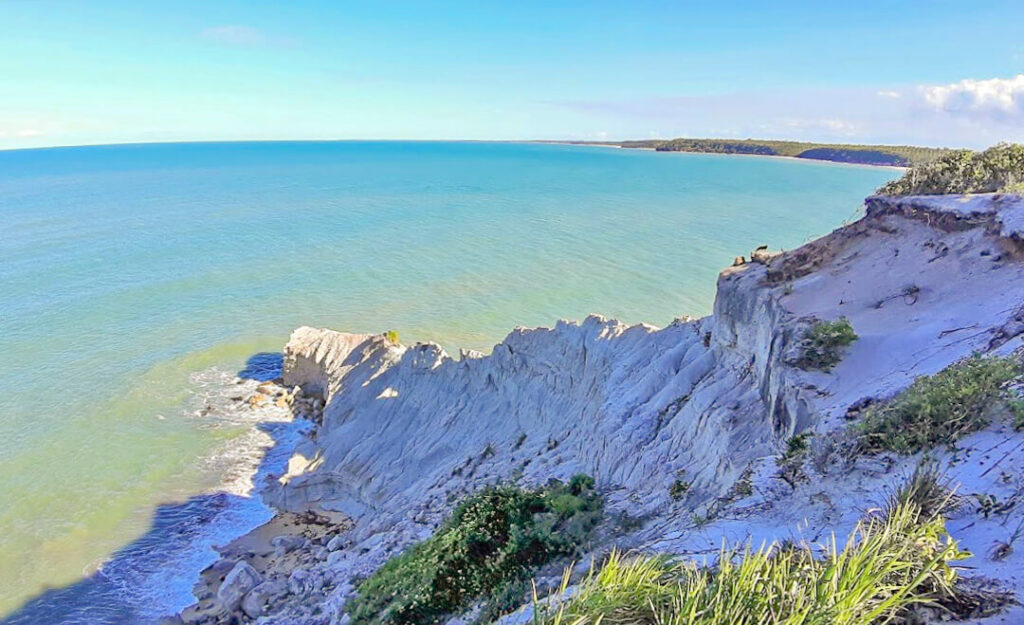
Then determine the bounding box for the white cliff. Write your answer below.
[186,193,1024,625]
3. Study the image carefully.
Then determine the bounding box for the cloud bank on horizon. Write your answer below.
[2,1,1023,150]
[552,74,1024,149]
[9,72,1022,150]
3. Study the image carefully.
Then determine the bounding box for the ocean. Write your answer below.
[0,141,898,622]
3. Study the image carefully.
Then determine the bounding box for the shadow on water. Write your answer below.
[1,493,245,625]
[3,351,306,625]
[237,353,285,382]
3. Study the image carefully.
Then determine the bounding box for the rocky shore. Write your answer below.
[168,381,347,625]
[176,193,1024,625]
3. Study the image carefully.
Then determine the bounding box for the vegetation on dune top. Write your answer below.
[876,143,1024,196]
[856,354,1023,454]
[537,501,975,625]
[348,476,602,625]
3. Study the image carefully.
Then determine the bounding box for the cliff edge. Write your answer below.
[182,193,1024,625]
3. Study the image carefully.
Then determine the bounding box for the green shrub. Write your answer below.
[669,479,690,500]
[856,355,1022,453]
[1011,398,1024,431]
[475,579,530,625]
[792,318,858,372]
[538,501,970,625]
[877,143,1024,196]
[349,477,602,625]
[384,330,400,344]
[783,432,811,459]
[777,433,811,488]
[568,473,594,494]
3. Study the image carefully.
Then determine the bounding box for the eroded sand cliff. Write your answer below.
[181,193,1024,625]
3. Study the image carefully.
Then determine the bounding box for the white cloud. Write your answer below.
[921,74,1024,116]
[547,75,1024,148]
[0,121,49,140]
[201,25,266,45]
[781,117,858,136]
[200,25,297,47]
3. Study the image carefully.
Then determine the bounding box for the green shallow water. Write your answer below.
[0,141,899,620]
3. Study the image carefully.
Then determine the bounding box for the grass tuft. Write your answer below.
[777,433,811,488]
[383,330,400,344]
[349,477,601,625]
[886,460,955,522]
[792,318,857,372]
[537,501,971,625]
[856,355,1022,453]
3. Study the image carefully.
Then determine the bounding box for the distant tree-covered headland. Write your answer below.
[556,138,953,167]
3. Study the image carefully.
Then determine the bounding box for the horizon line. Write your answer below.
[0,136,972,154]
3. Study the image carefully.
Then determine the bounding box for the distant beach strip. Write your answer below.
[541,138,952,167]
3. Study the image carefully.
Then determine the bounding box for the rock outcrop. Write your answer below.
[216,563,262,613]
[184,193,1024,625]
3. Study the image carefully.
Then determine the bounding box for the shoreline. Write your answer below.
[143,375,315,622]
[0,371,316,625]
[532,140,910,171]
[174,378,351,625]
[177,509,350,624]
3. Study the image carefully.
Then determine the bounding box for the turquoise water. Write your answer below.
[0,141,898,621]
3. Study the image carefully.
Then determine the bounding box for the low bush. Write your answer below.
[777,432,812,488]
[538,501,970,625]
[669,479,690,500]
[384,330,400,344]
[856,355,1022,453]
[1012,398,1024,431]
[348,477,602,625]
[877,143,1024,196]
[792,318,858,372]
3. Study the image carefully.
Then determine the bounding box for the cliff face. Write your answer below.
[196,194,1024,624]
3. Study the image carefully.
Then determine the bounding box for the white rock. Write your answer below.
[326,535,348,552]
[217,561,262,611]
[240,578,287,619]
[271,534,308,556]
[287,568,322,596]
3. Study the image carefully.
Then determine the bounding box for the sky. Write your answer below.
[1,0,1023,150]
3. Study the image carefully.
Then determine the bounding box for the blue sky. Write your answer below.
[2,0,1023,149]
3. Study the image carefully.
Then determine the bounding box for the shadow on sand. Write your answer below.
[2,355,301,625]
